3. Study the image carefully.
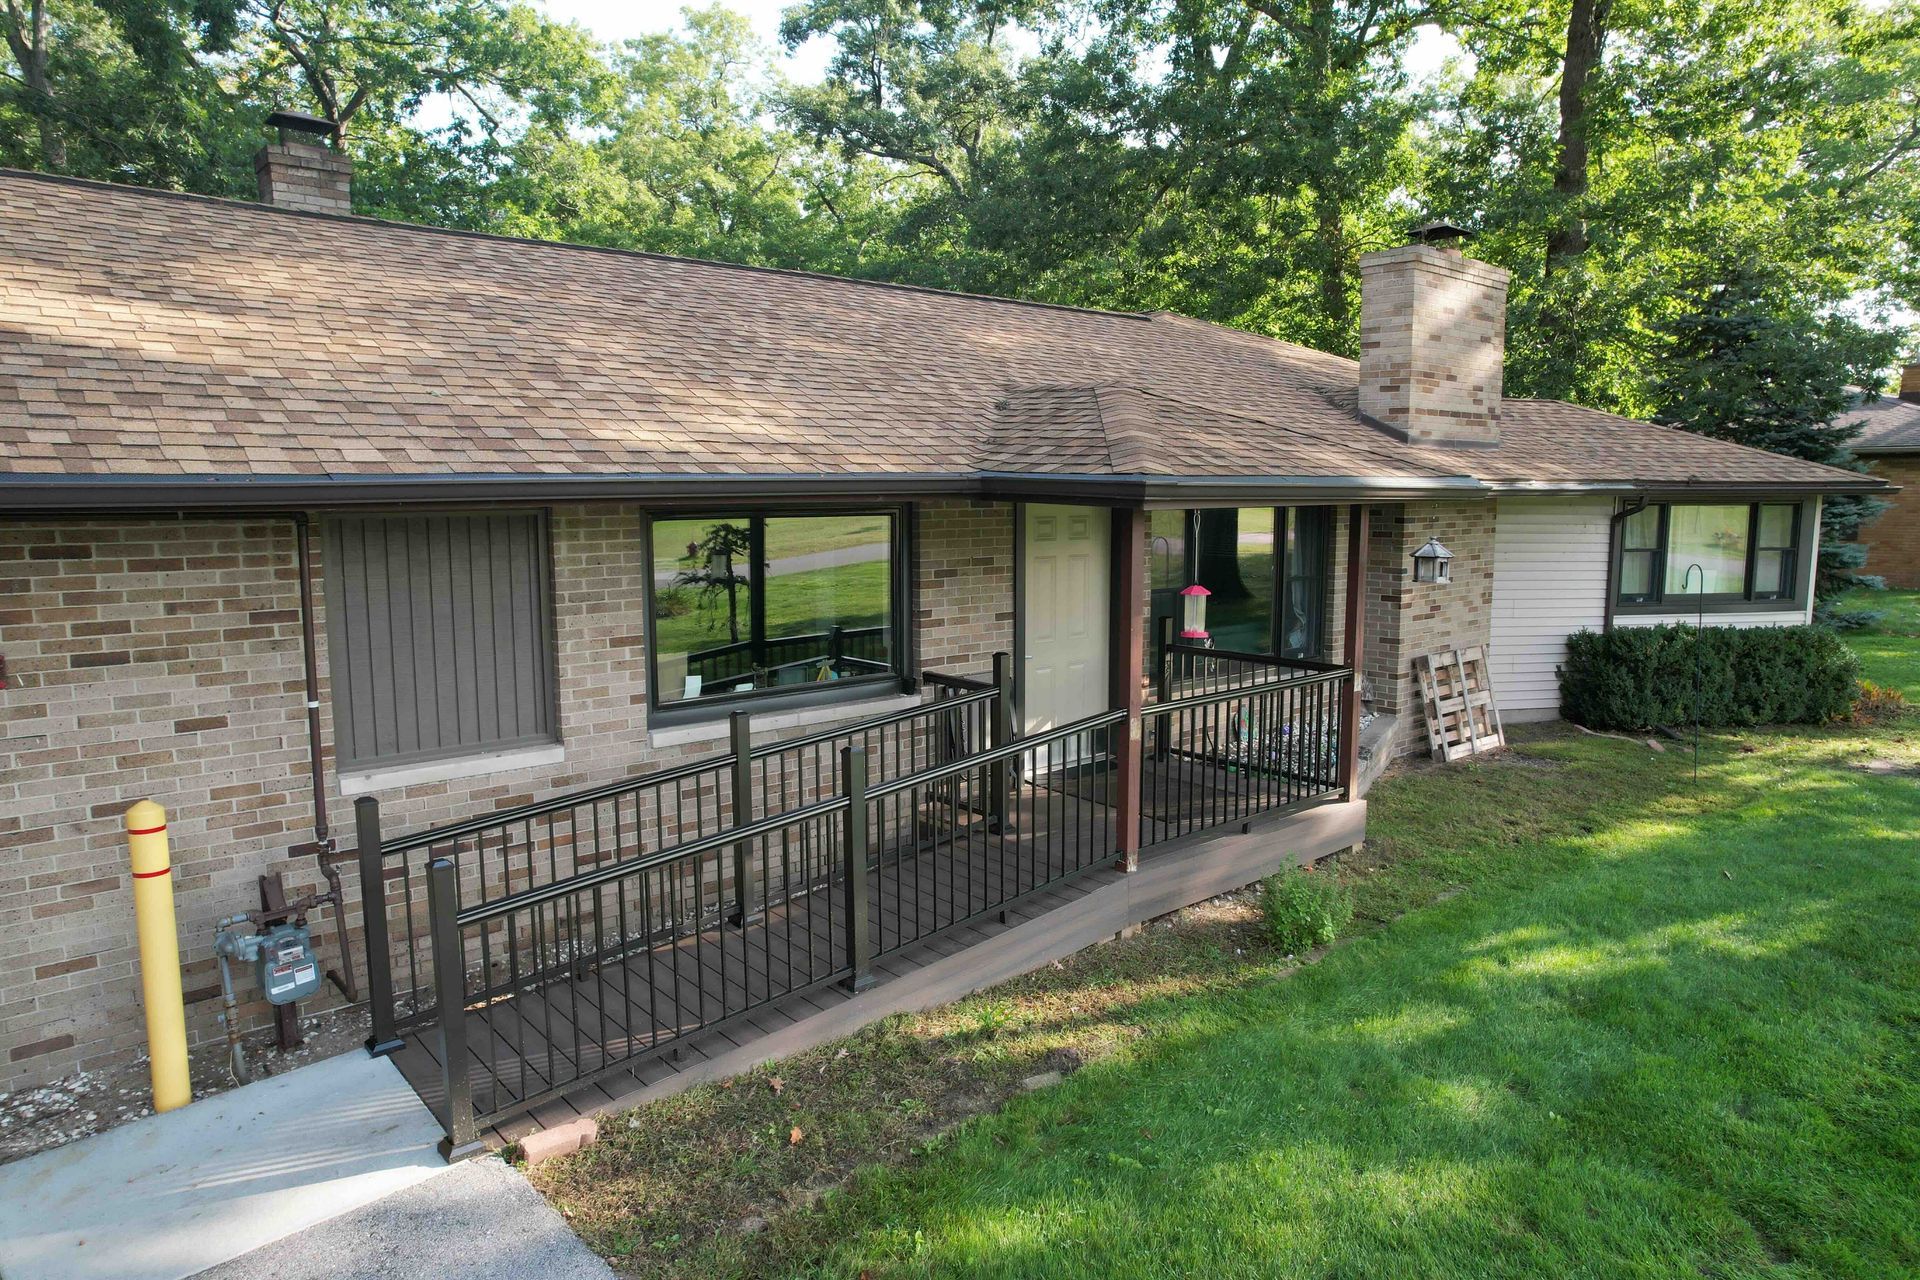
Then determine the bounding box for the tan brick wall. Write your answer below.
[253,143,352,215]
[0,498,1011,1090]
[917,501,1015,676]
[1859,456,1920,589]
[1358,245,1509,446]
[1361,500,1496,746]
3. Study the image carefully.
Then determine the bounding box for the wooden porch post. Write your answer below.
[1110,506,1147,871]
[1341,503,1369,799]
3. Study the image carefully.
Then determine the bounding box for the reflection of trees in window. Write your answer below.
[1148,507,1329,666]
[651,514,896,706]
[674,520,754,644]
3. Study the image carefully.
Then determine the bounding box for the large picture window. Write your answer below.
[1613,500,1806,610]
[1148,506,1333,665]
[647,511,903,709]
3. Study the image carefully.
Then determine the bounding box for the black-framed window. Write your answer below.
[1148,506,1333,664]
[1613,500,1807,610]
[645,510,907,711]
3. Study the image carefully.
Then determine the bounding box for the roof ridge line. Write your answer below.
[0,167,1161,324]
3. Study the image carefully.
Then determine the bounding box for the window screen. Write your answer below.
[325,512,557,771]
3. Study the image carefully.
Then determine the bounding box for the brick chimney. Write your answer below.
[254,110,351,215]
[1358,226,1509,446]
[1900,362,1920,404]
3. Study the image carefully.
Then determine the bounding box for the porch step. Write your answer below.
[1354,713,1403,797]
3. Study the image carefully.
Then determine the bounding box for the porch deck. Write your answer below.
[387,754,1334,1149]
[390,772,1365,1152]
[391,779,1118,1147]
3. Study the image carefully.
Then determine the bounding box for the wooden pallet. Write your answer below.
[1414,646,1504,761]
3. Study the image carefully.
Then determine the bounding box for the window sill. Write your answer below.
[339,742,566,796]
[648,690,925,750]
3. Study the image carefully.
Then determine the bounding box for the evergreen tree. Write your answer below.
[1650,267,1904,601]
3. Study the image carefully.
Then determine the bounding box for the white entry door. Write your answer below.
[1022,505,1110,750]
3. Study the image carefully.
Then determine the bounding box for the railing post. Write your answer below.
[1340,504,1368,800]
[729,709,759,925]
[427,857,481,1162]
[355,796,403,1057]
[840,745,874,992]
[988,651,1014,833]
[1153,615,1173,761]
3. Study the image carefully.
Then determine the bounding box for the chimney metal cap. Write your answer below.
[1411,220,1474,246]
[266,109,338,142]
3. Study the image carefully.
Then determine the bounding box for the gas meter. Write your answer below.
[215,920,321,1007]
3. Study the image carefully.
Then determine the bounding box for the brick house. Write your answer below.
[0,128,1884,1132]
[1853,367,1920,589]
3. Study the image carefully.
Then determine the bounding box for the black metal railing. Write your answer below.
[422,706,1123,1150]
[1142,664,1352,848]
[1153,617,1344,703]
[427,786,854,1150]
[358,661,1012,1048]
[865,709,1123,957]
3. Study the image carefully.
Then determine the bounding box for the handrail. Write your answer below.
[921,669,995,693]
[383,753,728,856]
[455,792,853,928]
[1165,641,1346,673]
[746,686,994,759]
[385,676,995,856]
[867,708,1126,801]
[1155,665,1351,712]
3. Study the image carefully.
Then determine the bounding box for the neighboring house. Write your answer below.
[1852,366,1920,589]
[0,126,1882,1131]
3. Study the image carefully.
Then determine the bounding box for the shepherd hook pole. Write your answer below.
[127,800,191,1112]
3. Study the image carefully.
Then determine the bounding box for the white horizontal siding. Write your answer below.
[1490,497,1612,716]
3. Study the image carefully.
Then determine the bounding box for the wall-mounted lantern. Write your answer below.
[1179,583,1212,638]
[1411,538,1454,585]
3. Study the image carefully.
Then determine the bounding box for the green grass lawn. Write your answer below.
[538,606,1920,1279]
[1838,587,1920,701]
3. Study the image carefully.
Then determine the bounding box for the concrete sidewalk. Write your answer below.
[191,1155,615,1280]
[0,1051,455,1280]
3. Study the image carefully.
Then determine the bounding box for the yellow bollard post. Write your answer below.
[126,800,191,1112]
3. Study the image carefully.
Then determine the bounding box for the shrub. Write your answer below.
[1558,623,1859,731]
[1261,866,1354,954]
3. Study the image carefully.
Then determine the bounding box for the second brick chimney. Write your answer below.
[254,110,351,215]
[1358,233,1510,446]
[1900,362,1920,404]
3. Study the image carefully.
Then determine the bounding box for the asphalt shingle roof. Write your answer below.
[0,171,1883,500]
[1848,395,1920,453]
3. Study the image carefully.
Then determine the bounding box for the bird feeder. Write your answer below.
[1411,538,1453,585]
[1179,583,1212,638]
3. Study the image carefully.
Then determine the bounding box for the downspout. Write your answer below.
[1602,498,1647,633]
[293,513,331,853]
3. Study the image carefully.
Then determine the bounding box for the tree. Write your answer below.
[0,0,244,182]
[1426,0,1920,409]
[1650,267,1903,600]
[234,0,610,220]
